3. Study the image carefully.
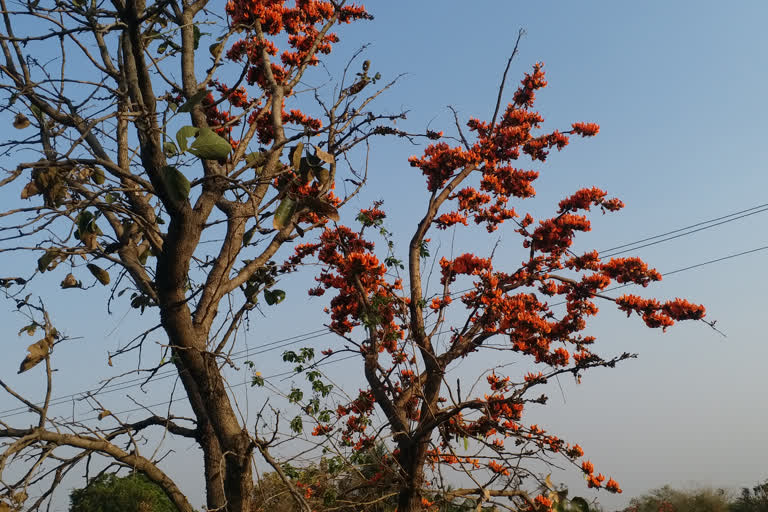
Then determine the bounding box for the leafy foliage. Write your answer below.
[69,473,177,512]
[622,485,730,512]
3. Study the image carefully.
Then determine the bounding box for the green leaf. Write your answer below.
[245,152,264,166]
[192,24,202,50]
[77,211,95,234]
[290,416,303,434]
[243,225,257,246]
[463,437,469,451]
[29,104,42,120]
[188,128,232,160]
[569,497,590,512]
[264,289,286,305]
[288,388,303,404]
[161,166,190,203]
[163,141,178,157]
[105,193,117,204]
[91,168,105,185]
[177,91,207,114]
[175,125,199,152]
[273,196,297,230]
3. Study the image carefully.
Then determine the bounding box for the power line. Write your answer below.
[598,202,768,257]
[81,354,361,423]
[550,244,768,306]
[4,203,766,419]
[0,329,332,418]
[24,239,768,423]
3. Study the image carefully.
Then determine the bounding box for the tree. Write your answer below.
[622,485,731,512]
[0,1,413,512]
[287,36,709,512]
[69,473,177,512]
[0,3,710,512]
[730,480,768,512]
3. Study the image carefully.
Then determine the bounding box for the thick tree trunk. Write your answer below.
[396,439,430,512]
[159,217,255,512]
[200,423,227,510]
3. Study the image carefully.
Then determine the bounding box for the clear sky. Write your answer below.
[1,1,767,510]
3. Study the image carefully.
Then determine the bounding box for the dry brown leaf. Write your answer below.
[11,491,27,505]
[18,335,54,373]
[301,196,339,221]
[315,168,330,186]
[60,273,79,289]
[13,113,30,129]
[313,145,335,165]
[80,231,99,250]
[20,181,39,199]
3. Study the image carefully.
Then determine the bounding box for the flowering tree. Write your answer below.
[288,46,708,511]
[0,1,419,511]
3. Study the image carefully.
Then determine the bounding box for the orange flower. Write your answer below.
[571,122,600,136]
[606,477,622,493]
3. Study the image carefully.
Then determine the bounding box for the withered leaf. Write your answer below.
[60,273,80,289]
[13,113,30,129]
[18,335,54,373]
[87,263,110,285]
[313,145,335,165]
[301,196,339,221]
[20,181,39,199]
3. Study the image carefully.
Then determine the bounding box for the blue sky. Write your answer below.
[1,1,767,510]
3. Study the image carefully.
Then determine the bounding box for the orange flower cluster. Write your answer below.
[488,460,510,476]
[580,459,621,492]
[429,294,452,311]
[615,295,706,330]
[357,205,386,226]
[408,143,480,192]
[557,187,624,214]
[289,61,707,502]
[571,122,601,136]
[605,477,623,493]
[513,62,547,107]
[487,372,511,392]
[221,1,367,145]
[311,424,332,436]
[601,257,662,287]
[527,213,592,255]
[439,253,492,285]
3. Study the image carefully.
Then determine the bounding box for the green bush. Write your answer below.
[69,473,177,512]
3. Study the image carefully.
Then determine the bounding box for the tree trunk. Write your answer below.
[396,439,430,512]
[200,423,227,511]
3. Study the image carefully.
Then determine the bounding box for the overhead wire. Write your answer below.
[0,329,333,418]
[597,202,768,258]
[3,202,766,419]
